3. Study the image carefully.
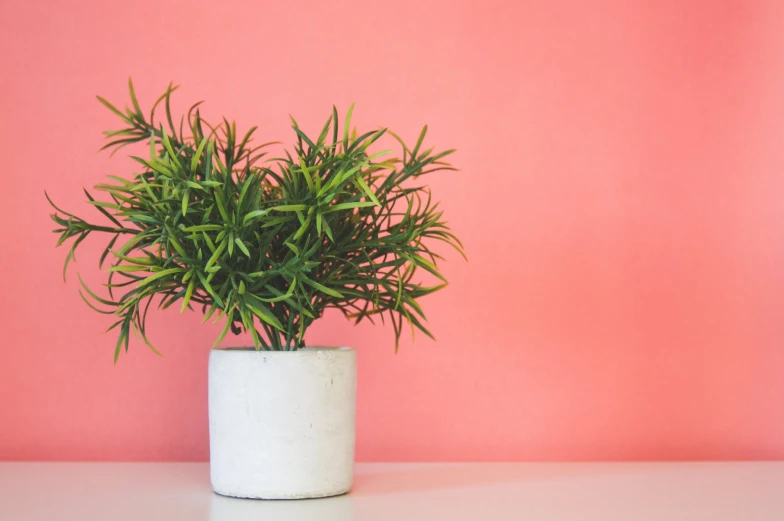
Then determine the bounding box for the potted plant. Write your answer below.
[47,80,464,499]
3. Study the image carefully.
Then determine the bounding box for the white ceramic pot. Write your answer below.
[208,346,357,499]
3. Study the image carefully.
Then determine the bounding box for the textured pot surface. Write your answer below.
[208,347,357,499]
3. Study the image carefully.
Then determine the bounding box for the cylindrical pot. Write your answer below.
[208,346,357,499]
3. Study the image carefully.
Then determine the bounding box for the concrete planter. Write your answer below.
[208,347,357,499]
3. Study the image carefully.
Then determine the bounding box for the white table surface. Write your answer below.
[0,462,782,520]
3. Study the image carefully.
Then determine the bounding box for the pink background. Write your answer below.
[1,0,783,461]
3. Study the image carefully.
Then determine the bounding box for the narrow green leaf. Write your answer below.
[353,174,381,206]
[212,314,233,348]
[99,234,120,268]
[128,78,142,116]
[77,290,114,315]
[238,177,253,207]
[96,96,131,123]
[191,137,209,171]
[205,238,227,270]
[182,224,223,233]
[137,268,186,287]
[202,301,220,324]
[301,276,343,298]
[180,278,195,313]
[78,273,117,307]
[160,126,178,162]
[114,323,127,364]
[332,105,339,144]
[185,181,206,191]
[196,270,223,307]
[246,301,285,330]
[270,204,307,212]
[235,237,250,257]
[323,201,378,213]
[410,254,448,283]
[343,103,354,149]
[214,192,229,222]
[299,157,314,192]
[108,265,151,273]
[323,219,334,242]
[83,189,124,227]
[203,231,216,252]
[242,209,269,225]
[168,236,188,258]
[411,125,428,159]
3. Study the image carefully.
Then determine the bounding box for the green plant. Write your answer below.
[47,80,464,360]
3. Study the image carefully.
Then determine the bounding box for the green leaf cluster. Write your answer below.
[47,80,464,361]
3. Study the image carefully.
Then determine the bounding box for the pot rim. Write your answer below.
[212,346,353,352]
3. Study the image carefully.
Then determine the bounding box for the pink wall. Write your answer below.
[1,0,783,461]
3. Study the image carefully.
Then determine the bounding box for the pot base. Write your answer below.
[212,487,351,500]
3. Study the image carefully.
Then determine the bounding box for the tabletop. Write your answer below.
[0,462,782,520]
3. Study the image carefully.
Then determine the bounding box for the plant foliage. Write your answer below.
[47,80,464,360]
